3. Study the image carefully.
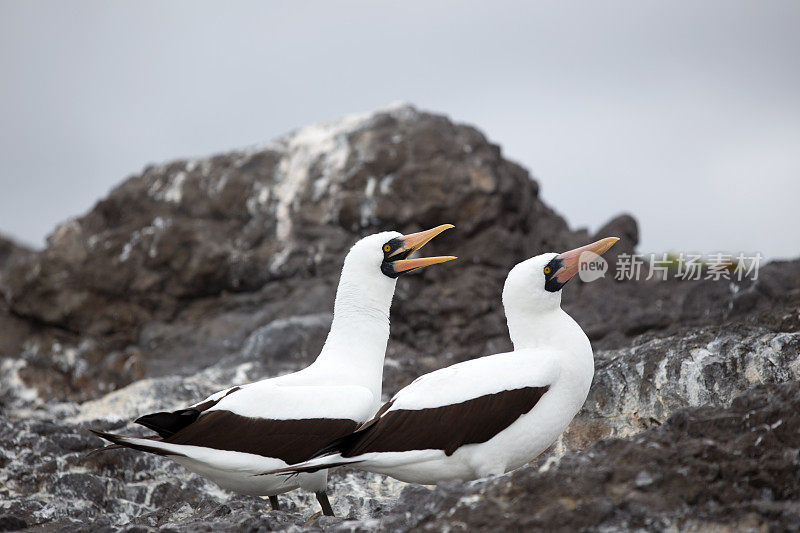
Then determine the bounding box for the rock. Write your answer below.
[593,212,638,260]
[0,105,799,531]
[0,234,35,360]
[557,326,800,454]
[562,240,800,350]
[0,106,561,338]
[0,515,27,532]
[0,234,32,273]
[385,381,800,532]
[0,104,574,403]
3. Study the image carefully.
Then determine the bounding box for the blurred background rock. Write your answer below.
[2,2,799,259]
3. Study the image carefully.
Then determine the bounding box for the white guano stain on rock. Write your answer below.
[272,112,370,241]
[584,330,800,445]
[118,216,171,263]
[0,358,39,405]
[379,174,394,195]
[149,171,186,203]
[268,243,293,274]
[360,176,379,227]
[653,354,669,390]
[680,347,714,405]
[245,181,271,216]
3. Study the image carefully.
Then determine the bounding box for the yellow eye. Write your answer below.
[383,244,392,253]
[543,266,551,274]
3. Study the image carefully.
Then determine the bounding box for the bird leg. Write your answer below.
[269,495,280,511]
[315,491,334,516]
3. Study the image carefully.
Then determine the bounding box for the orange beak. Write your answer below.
[388,224,457,274]
[551,237,619,284]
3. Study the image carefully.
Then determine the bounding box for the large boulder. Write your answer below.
[0,105,568,339]
[0,105,578,404]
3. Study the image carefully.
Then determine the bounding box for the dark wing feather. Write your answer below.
[135,409,200,438]
[311,399,396,459]
[91,386,360,463]
[164,410,360,464]
[133,386,241,438]
[334,386,550,458]
[87,429,183,457]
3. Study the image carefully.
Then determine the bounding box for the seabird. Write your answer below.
[262,237,618,486]
[89,225,456,516]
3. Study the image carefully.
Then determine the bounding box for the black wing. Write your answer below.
[164,410,359,464]
[134,386,241,438]
[328,386,550,458]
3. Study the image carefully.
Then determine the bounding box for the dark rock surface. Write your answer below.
[0,105,798,531]
[382,381,800,532]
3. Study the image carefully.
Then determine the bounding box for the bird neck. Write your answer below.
[314,276,395,399]
[506,306,590,356]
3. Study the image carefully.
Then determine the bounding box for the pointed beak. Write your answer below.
[388,224,457,275]
[552,237,619,284]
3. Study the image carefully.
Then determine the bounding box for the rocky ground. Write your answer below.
[1,105,798,531]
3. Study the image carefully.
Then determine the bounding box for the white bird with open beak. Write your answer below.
[89,225,456,516]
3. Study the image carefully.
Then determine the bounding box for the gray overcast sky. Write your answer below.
[1,1,799,258]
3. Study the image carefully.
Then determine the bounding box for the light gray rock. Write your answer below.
[557,326,800,454]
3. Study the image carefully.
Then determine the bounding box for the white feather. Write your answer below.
[387,349,559,411]
[207,383,375,421]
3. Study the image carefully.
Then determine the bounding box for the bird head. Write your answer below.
[340,224,456,292]
[503,237,619,314]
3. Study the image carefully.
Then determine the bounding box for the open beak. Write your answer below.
[551,237,619,284]
[389,224,457,275]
